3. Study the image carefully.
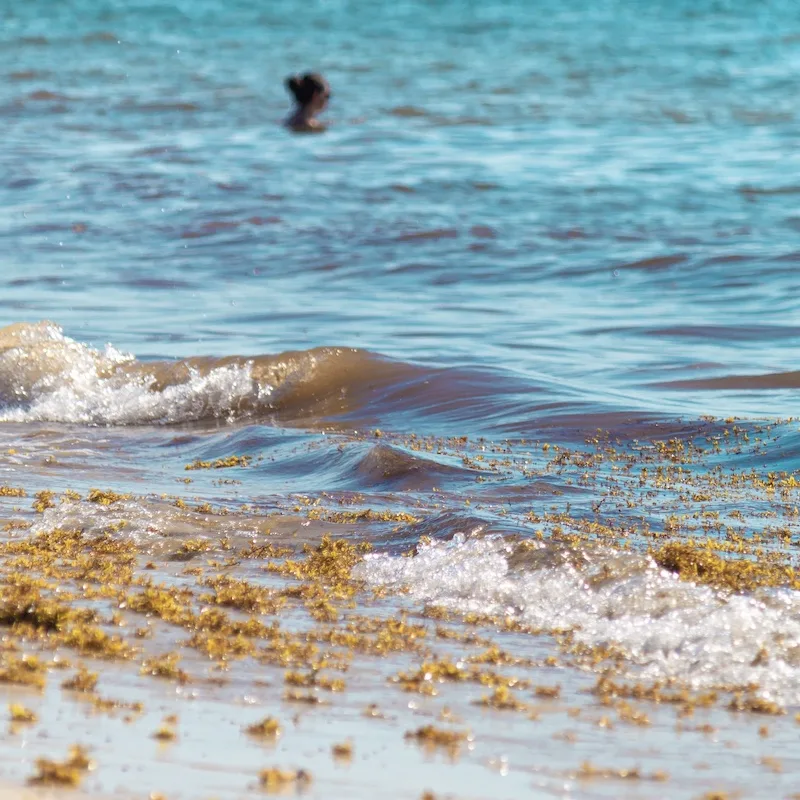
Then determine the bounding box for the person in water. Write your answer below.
[284,72,330,132]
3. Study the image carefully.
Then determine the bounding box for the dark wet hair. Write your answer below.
[285,72,330,106]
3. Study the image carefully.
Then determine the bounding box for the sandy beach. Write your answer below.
[4,0,800,796]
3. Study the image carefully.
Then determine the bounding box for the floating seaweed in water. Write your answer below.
[185,455,252,471]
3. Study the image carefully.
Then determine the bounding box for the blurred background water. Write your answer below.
[3,0,800,419]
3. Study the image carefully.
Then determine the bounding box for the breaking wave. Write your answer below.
[0,320,600,432]
[0,321,428,426]
[357,533,800,705]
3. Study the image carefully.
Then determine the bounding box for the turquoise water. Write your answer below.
[3,3,800,798]
[4,0,800,418]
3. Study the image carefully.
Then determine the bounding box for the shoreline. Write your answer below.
[0,487,795,799]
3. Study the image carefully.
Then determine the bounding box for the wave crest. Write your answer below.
[0,321,428,427]
[0,321,271,425]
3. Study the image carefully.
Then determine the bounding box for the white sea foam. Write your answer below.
[356,534,800,704]
[0,322,268,425]
[0,361,261,426]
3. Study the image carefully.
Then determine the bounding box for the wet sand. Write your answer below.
[0,468,799,798]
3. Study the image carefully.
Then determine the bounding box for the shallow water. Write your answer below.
[2,1,800,798]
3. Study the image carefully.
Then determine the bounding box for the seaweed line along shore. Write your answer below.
[4,1,800,798]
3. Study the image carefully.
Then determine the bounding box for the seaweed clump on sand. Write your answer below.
[0,576,87,632]
[9,703,37,723]
[245,716,281,739]
[61,664,98,692]
[0,654,48,689]
[728,692,785,715]
[651,540,800,593]
[331,740,353,760]
[266,534,371,590]
[200,575,285,614]
[394,657,469,696]
[474,684,529,712]
[28,745,93,787]
[141,652,191,684]
[0,518,140,665]
[576,761,668,782]
[152,720,177,741]
[258,767,312,792]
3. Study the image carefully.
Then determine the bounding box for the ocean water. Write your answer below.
[2,1,800,798]
[4,0,800,422]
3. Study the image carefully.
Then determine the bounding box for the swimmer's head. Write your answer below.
[285,73,330,112]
